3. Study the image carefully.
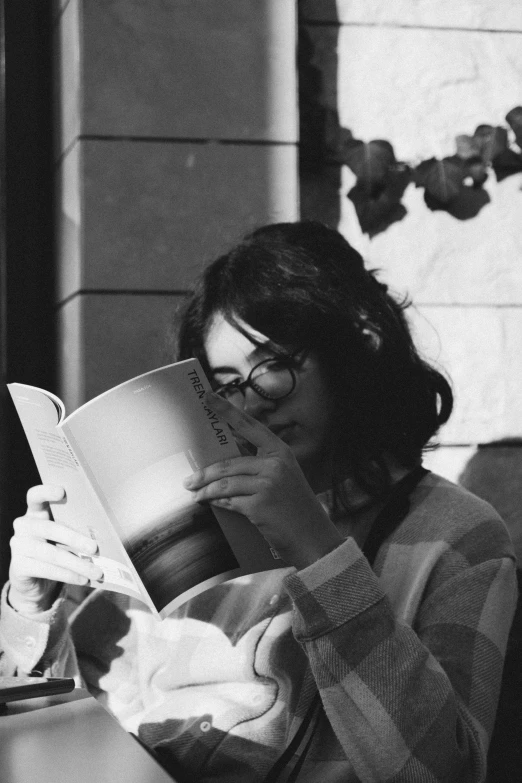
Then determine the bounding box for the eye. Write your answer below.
[212,375,243,395]
[212,372,240,386]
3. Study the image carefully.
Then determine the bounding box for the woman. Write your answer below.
[1,222,517,782]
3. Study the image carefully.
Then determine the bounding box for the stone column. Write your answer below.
[53,0,298,411]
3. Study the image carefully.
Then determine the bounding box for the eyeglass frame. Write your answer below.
[213,353,304,403]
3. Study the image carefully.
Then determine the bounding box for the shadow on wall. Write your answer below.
[298,4,522,238]
[298,0,341,229]
[463,441,522,783]
[459,439,522,564]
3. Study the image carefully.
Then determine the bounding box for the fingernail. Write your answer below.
[49,486,66,501]
[84,539,99,555]
[184,470,202,487]
[89,565,104,581]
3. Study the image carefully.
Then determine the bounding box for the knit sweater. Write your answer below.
[0,472,517,783]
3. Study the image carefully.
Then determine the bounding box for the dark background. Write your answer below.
[0,1,55,584]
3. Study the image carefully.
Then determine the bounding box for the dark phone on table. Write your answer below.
[0,675,75,704]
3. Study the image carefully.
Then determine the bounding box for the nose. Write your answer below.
[242,386,278,419]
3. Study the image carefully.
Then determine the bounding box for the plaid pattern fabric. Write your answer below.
[0,472,517,783]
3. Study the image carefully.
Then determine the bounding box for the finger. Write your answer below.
[12,556,98,587]
[204,392,284,453]
[183,456,261,490]
[237,439,257,457]
[190,475,260,502]
[11,538,103,581]
[13,516,98,555]
[26,485,66,516]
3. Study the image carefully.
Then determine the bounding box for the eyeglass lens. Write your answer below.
[217,358,296,403]
[250,360,294,398]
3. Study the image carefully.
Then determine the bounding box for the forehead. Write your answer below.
[204,313,271,370]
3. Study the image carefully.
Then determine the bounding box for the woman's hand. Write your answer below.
[183,393,345,570]
[8,485,103,616]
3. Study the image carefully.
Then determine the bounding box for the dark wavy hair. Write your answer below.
[175,221,453,506]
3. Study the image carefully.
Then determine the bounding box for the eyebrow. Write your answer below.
[209,346,272,376]
[209,365,240,377]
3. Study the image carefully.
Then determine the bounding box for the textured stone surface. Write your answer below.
[58,294,184,410]
[54,1,299,413]
[409,306,522,444]
[423,446,477,483]
[58,291,83,410]
[52,0,69,18]
[55,142,81,301]
[306,24,522,162]
[302,16,522,280]
[300,2,522,529]
[79,0,297,141]
[56,139,298,300]
[54,0,80,157]
[300,0,522,30]
[342,171,522,306]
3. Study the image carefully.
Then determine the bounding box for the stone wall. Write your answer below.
[53,0,298,411]
[299,0,522,555]
[300,0,522,490]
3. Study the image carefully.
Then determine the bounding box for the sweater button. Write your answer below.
[200,721,211,733]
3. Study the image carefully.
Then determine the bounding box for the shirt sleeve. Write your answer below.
[283,527,518,783]
[0,581,82,682]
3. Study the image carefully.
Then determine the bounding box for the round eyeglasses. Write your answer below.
[214,356,299,407]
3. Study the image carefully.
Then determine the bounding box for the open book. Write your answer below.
[7,360,285,619]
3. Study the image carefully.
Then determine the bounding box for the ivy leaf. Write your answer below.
[492,148,522,181]
[506,106,522,149]
[455,138,489,184]
[464,157,488,187]
[424,185,490,220]
[456,135,481,160]
[347,165,410,237]
[413,157,464,204]
[343,140,396,189]
[472,125,509,164]
[413,157,436,186]
[323,110,355,164]
[348,184,407,237]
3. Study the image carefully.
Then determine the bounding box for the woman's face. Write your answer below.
[203,313,335,489]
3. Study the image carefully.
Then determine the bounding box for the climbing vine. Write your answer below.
[322,106,522,238]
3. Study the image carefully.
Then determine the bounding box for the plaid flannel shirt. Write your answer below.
[0,472,517,783]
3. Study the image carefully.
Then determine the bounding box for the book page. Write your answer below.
[7,384,150,605]
[61,359,284,617]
